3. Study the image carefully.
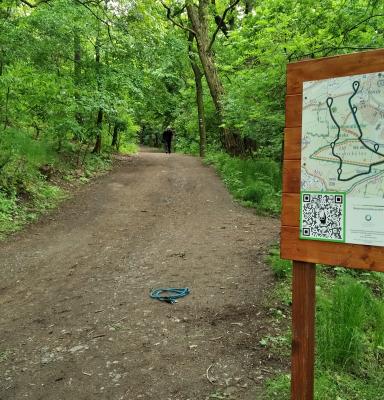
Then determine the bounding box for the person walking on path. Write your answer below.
[162,126,174,154]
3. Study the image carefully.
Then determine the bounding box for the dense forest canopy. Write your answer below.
[0,0,383,206]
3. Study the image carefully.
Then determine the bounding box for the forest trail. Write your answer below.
[0,150,281,400]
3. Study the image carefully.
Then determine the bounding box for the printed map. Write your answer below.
[300,71,384,246]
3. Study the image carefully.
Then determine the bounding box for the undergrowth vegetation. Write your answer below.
[119,143,139,155]
[204,151,281,215]
[0,130,120,239]
[265,249,384,400]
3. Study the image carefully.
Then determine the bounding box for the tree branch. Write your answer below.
[290,46,380,61]
[172,4,186,18]
[74,0,117,47]
[208,0,241,52]
[19,0,51,7]
[286,12,384,62]
[159,0,196,35]
[73,0,110,26]
[20,0,113,34]
[342,14,384,37]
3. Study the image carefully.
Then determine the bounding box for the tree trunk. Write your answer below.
[188,33,206,158]
[245,0,253,14]
[92,33,102,154]
[154,132,160,147]
[194,68,207,158]
[73,32,83,126]
[186,2,222,112]
[186,1,242,155]
[33,121,41,139]
[3,86,10,130]
[0,48,4,76]
[92,108,103,154]
[111,123,119,148]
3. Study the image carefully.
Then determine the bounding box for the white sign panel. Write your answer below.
[300,71,384,246]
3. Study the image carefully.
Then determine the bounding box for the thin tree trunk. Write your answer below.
[81,140,92,166]
[74,32,83,126]
[33,122,41,139]
[194,69,206,158]
[0,48,4,76]
[92,33,102,154]
[111,123,119,148]
[245,0,253,14]
[93,108,103,154]
[3,86,10,130]
[188,32,206,158]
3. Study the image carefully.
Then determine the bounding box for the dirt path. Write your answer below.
[0,150,281,400]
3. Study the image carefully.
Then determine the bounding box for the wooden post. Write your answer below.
[291,261,316,400]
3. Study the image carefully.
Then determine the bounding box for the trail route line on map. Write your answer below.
[326,80,384,182]
[301,71,384,198]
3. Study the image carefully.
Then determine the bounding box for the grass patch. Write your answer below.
[317,277,374,369]
[204,151,281,215]
[267,246,292,280]
[265,373,290,399]
[266,369,384,400]
[264,248,384,400]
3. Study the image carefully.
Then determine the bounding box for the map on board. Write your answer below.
[300,71,384,246]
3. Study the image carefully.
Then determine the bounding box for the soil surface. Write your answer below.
[0,150,283,400]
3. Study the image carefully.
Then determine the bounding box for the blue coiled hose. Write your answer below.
[149,287,190,304]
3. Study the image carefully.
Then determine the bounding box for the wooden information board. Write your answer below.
[281,49,384,400]
[282,48,384,272]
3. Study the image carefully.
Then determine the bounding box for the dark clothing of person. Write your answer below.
[162,128,173,153]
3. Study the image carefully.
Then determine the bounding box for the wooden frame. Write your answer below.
[281,49,384,272]
[282,49,384,400]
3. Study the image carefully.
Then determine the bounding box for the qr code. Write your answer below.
[300,192,345,242]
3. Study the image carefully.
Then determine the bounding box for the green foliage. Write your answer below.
[0,182,65,239]
[313,369,384,400]
[205,151,281,214]
[317,277,373,369]
[266,369,384,400]
[0,0,180,235]
[259,334,290,353]
[0,192,18,235]
[0,128,55,192]
[221,68,285,160]
[265,374,290,399]
[315,272,384,369]
[119,143,139,155]
[267,247,292,279]
[83,153,112,178]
